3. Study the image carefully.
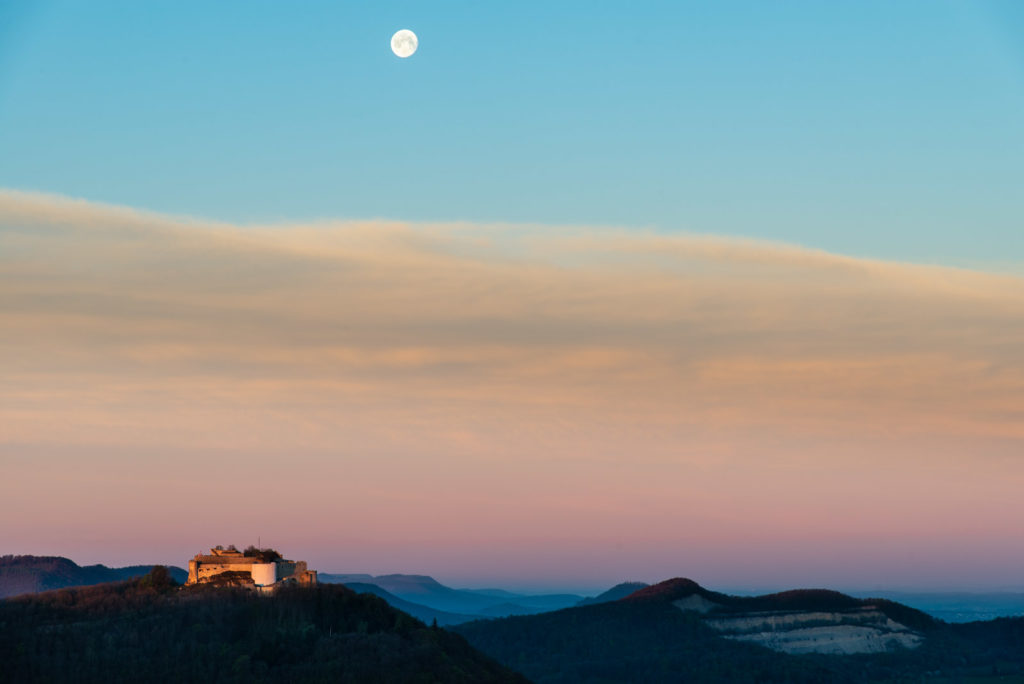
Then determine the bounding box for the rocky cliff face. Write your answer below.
[627,578,928,655]
[703,606,924,654]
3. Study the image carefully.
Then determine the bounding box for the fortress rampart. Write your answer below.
[186,546,317,591]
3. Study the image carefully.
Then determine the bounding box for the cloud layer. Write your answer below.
[2,189,1022,587]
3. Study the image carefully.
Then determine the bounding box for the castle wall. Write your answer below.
[186,549,318,588]
[189,555,260,583]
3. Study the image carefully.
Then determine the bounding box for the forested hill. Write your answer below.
[576,581,649,606]
[0,568,529,683]
[0,555,187,598]
[456,577,1024,683]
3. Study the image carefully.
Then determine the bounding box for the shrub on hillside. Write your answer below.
[242,546,283,563]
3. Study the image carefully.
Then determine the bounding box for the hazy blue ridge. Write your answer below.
[0,555,188,599]
[320,572,582,617]
[577,581,650,606]
[851,591,1024,623]
[343,581,480,626]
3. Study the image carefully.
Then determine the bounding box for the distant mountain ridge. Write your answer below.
[577,581,649,606]
[851,590,1024,623]
[342,582,480,626]
[320,572,584,620]
[0,555,188,599]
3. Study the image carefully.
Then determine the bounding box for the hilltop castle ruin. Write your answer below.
[186,545,317,591]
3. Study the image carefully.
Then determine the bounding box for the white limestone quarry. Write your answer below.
[701,606,924,655]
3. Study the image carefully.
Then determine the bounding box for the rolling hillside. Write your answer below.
[576,581,649,606]
[321,572,582,618]
[456,577,1024,683]
[0,555,188,598]
[0,568,528,683]
[343,581,480,626]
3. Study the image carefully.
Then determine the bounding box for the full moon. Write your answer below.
[391,29,418,58]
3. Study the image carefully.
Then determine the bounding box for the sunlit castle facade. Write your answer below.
[186,545,317,592]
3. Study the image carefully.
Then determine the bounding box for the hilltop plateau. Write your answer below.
[0,568,526,683]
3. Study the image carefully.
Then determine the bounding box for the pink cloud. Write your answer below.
[1,189,1022,588]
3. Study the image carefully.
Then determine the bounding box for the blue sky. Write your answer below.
[1,0,1023,265]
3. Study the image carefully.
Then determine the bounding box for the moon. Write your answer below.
[391,29,418,58]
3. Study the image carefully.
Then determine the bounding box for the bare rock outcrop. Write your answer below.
[704,606,924,654]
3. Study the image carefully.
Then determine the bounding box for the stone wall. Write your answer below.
[187,556,260,584]
[186,550,318,588]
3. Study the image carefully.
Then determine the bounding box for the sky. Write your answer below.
[1,1,1023,593]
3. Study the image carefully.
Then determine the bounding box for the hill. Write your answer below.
[455,577,1024,683]
[851,590,1024,623]
[321,572,582,617]
[577,582,649,606]
[0,568,528,683]
[0,555,187,598]
[344,581,480,626]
